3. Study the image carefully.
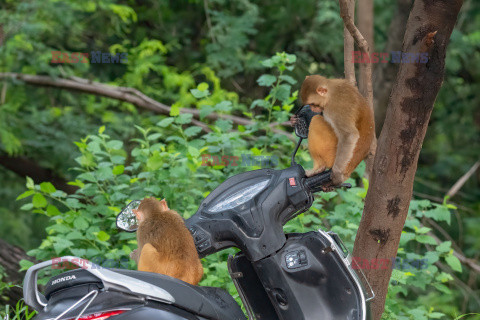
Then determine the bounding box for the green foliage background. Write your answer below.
[0,0,479,319]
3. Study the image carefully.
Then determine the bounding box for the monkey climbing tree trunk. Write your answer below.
[352,1,463,319]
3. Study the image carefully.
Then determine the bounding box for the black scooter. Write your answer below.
[23,106,374,320]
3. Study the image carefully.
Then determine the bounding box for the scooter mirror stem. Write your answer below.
[291,137,303,166]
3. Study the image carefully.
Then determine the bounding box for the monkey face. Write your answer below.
[300,75,328,108]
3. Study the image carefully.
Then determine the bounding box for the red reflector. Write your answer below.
[289,177,296,186]
[73,310,126,320]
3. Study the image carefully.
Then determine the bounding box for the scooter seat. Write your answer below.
[45,268,246,320]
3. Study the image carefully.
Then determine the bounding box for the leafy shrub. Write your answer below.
[15,53,463,319]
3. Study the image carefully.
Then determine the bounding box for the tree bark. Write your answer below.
[0,239,35,306]
[352,1,463,319]
[343,0,356,85]
[357,0,374,97]
[373,0,412,136]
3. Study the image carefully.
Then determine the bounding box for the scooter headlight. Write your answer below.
[208,179,269,213]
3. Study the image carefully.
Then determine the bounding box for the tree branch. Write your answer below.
[425,227,480,274]
[0,154,78,194]
[357,0,374,97]
[0,73,293,140]
[446,160,480,198]
[339,0,373,109]
[338,0,377,179]
[343,0,356,85]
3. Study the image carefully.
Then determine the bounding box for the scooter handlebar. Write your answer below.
[304,170,352,192]
[304,170,332,191]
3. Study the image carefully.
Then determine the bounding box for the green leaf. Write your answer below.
[215,119,233,132]
[436,241,451,253]
[53,238,74,254]
[428,312,445,319]
[157,117,175,127]
[147,133,162,141]
[96,166,114,180]
[432,283,451,295]
[187,145,200,158]
[445,255,462,272]
[147,152,163,171]
[112,165,125,175]
[250,99,269,109]
[20,203,34,211]
[197,82,209,91]
[257,74,276,87]
[97,231,110,242]
[214,101,232,112]
[98,126,106,134]
[46,205,62,217]
[74,216,89,230]
[66,198,82,209]
[78,172,96,182]
[199,105,215,119]
[279,75,297,84]
[26,176,34,189]
[415,234,437,245]
[272,84,291,102]
[175,113,193,124]
[19,259,34,272]
[170,102,181,116]
[16,190,35,200]
[415,226,431,234]
[184,126,202,137]
[40,182,56,194]
[32,193,47,208]
[106,140,123,149]
[417,205,451,224]
[190,88,210,98]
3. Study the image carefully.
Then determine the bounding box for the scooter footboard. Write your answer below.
[230,231,372,320]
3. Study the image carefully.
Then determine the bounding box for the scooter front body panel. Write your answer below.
[230,231,371,320]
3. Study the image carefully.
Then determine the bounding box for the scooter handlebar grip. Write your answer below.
[304,170,332,192]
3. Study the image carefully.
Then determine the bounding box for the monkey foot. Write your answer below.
[320,184,336,192]
[305,167,326,177]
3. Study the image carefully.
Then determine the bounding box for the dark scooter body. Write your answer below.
[23,105,373,320]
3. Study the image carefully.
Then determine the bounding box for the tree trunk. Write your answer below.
[373,0,412,136]
[343,0,356,85]
[357,0,374,97]
[0,239,35,306]
[352,1,463,319]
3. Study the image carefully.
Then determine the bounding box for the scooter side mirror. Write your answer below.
[294,105,322,139]
[116,200,141,232]
[291,105,322,165]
